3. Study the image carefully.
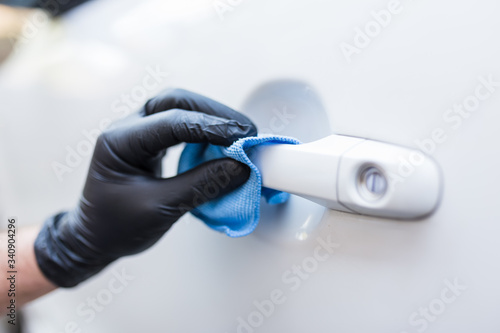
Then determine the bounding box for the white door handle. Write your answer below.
[253,135,442,219]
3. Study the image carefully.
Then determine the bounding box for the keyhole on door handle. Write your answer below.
[358,166,388,201]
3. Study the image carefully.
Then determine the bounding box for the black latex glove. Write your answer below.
[34,88,257,287]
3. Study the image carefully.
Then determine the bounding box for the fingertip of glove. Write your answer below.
[210,158,251,188]
[222,122,258,146]
[227,159,251,181]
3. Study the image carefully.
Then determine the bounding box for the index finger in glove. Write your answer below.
[139,88,257,136]
[98,109,255,171]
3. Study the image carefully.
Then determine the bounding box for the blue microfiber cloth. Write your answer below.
[178,135,301,237]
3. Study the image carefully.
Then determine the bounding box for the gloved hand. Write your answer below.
[34,88,257,287]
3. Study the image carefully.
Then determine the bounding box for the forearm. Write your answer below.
[0,225,57,315]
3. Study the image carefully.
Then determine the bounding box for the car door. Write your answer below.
[1,0,498,332]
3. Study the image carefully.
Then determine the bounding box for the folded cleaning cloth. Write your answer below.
[178,135,301,237]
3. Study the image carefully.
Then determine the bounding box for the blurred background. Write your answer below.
[1,0,500,332]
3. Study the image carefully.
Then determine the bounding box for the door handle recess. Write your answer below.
[253,135,442,220]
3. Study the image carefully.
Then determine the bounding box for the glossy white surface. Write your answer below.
[339,138,442,218]
[256,134,442,219]
[241,79,331,247]
[0,0,499,332]
[255,134,362,212]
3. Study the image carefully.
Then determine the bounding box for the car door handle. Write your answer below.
[253,134,442,220]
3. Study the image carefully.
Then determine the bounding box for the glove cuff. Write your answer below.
[34,212,111,288]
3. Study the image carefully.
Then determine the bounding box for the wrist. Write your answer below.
[34,211,112,288]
